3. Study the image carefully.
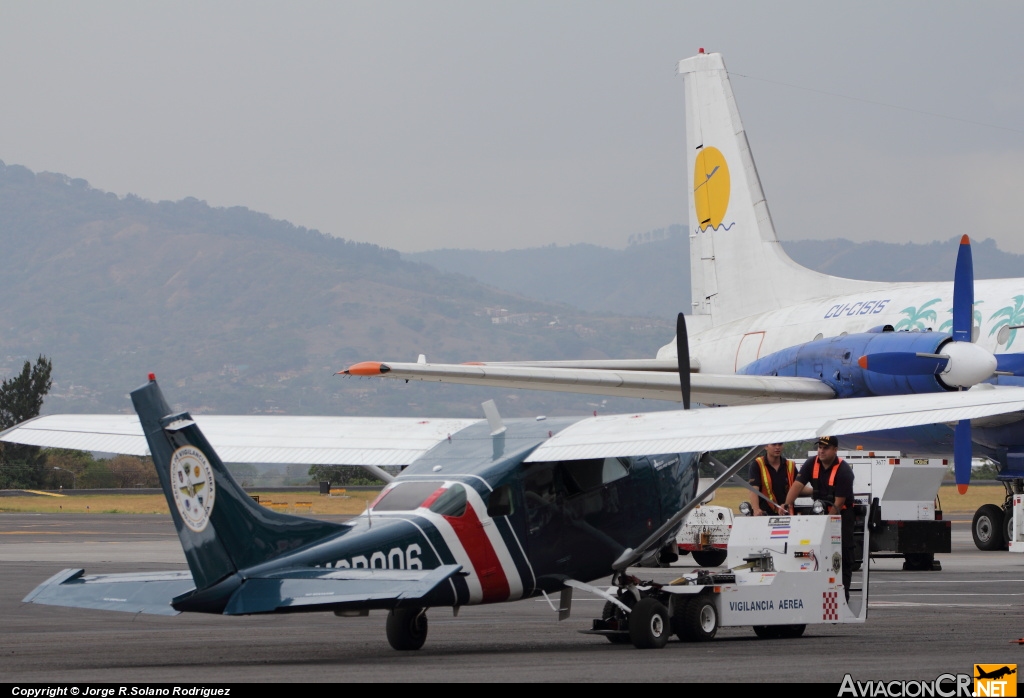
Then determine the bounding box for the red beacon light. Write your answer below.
[148,373,156,381]
[698,47,705,54]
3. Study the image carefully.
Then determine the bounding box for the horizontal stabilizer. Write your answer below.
[223,565,463,614]
[23,568,195,616]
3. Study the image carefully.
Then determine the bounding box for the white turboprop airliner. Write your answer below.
[341,50,1024,494]
[3,51,1024,504]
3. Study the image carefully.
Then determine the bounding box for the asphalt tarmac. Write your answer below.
[2,513,1023,683]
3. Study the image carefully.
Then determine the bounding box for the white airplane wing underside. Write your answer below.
[0,414,480,467]
[526,386,1024,461]
[343,362,835,405]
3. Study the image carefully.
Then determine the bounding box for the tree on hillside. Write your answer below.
[0,356,53,488]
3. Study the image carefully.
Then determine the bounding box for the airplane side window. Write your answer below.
[561,457,629,494]
[428,483,467,518]
[487,484,514,517]
[601,457,629,485]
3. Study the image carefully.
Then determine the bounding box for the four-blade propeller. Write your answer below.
[857,235,1022,493]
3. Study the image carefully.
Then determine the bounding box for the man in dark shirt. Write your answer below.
[783,435,856,600]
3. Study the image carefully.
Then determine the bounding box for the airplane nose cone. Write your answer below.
[940,341,997,388]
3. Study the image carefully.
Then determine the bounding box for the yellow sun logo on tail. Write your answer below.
[693,147,730,231]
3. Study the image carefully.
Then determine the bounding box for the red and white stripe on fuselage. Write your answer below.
[415,482,528,605]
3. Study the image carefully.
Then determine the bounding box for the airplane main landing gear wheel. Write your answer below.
[628,597,670,649]
[679,596,718,642]
[973,504,1006,551]
[691,549,727,567]
[386,607,428,650]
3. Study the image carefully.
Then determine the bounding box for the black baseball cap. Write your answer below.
[816,435,839,448]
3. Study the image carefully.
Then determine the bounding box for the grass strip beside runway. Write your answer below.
[0,490,379,515]
[0,485,1003,516]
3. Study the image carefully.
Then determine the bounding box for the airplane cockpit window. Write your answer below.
[428,483,467,518]
[371,481,444,512]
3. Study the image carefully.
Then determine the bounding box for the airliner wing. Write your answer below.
[525,386,1024,461]
[0,414,479,469]
[342,361,835,405]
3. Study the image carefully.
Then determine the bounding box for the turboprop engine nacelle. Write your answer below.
[737,329,966,399]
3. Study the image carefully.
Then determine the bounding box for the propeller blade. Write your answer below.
[857,352,949,376]
[996,353,1024,376]
[954,418,972,494]
[952,234,974,343]
[677,313,691,410]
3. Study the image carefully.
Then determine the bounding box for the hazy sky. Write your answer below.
[2,2,1023,253]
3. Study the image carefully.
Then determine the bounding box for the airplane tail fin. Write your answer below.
[131,375,345,592]
[679,51,875,326]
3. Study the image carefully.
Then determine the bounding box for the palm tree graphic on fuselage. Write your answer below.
[894,298,942,331]
[938,302,983,336]
[989,295,1024,350]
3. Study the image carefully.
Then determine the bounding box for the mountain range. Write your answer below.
[3,159,1018,419]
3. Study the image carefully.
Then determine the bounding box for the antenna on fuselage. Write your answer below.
[481,400,506,436]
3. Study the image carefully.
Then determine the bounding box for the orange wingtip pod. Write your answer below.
[960,234,971,245]
[957,484,969,495]
[342,362,390,376]
[857,356,868,369]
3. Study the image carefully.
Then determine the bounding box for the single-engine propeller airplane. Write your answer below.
[339,50,1024,502]
[19,373,1024,649]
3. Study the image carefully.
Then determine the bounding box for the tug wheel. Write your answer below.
[691,549,727,567]
[629,597,670,649]
[386,607,428,650]
[680,595,718,642]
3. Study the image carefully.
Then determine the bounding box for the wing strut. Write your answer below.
[610,443,762,572]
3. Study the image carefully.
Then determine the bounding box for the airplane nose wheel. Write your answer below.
[386,607,428,650]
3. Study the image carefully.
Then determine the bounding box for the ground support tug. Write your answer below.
[584,508,870,648]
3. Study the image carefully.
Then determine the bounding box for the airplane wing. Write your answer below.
[0,414,479,468]
[342,361,835,405]
[525,386,1024,461]
[223,565,462,614]
[25,565,463,616]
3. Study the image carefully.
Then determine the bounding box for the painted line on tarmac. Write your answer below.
[873,592,1024,597]
[870,578,1024,584]
[868,597,1011,601]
